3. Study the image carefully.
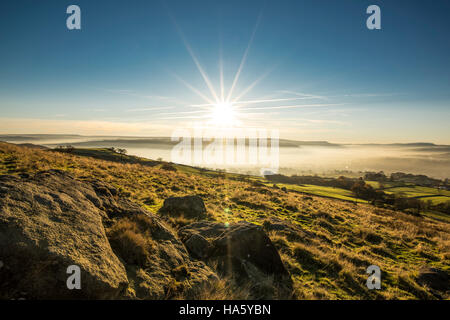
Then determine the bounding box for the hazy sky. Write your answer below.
[0,0,449,143]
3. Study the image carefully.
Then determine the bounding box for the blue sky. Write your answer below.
[0,0,449,143]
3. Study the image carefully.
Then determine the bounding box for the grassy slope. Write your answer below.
[1,142,449,299]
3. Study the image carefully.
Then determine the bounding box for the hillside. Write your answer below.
[0,142,449,299]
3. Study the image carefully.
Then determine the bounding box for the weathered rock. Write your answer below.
[417,267,450,292]
[0,170,217,299]
[179,220,228,240]
[214,222,290,277]
[158,195,207,219]
[179,221,293,298]
[0,170,128,299]
[184,233,212,259]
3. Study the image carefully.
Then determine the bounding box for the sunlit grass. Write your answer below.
[0,142,449,299]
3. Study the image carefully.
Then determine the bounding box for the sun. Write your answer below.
[209,101,237,126]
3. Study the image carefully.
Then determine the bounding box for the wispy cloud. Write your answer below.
[0,117,176,136]
[276,90,328,100]
[187,97,326,108]
[155,110,208,116]
[238,103,344,111]
[102,88,180,103]
[154,115,210,120]
[276,90,402,101]
[125,106,177,112]
[333,93,402,98]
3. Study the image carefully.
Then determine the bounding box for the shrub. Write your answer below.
[161,163,177,172]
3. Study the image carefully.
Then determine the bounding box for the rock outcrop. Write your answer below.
[0,170,293,300]
[158,195,207,219]
[0,170,216,299]
[0,170,128,299]
[179,221,293,299]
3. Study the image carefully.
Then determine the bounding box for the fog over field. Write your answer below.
[1,135,449,179]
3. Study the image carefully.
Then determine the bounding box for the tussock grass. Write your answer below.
[176,277,252,300]
[107,215,156,266]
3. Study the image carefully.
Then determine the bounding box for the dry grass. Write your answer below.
[175,277,252,300]
[107,215,156,266]
[1,142,449,299]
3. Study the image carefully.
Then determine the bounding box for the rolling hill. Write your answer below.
[0,142,449,299]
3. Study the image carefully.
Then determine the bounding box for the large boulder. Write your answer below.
[0,170,128,299]
[0,170,217,299]
[179,221,293,298]
[158,195,207,219]
[184,233,212,259]
[213,222,290,277]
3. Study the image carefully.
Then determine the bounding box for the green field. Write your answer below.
[417,196,450,205]
[422,210,450,223]
[364,181,381,188]
[264,182,368,203]
[379,185,450,203]
[257,180,450,207]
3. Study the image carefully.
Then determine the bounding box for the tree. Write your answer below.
[116,148,127,161]
[65,145,75,153]
[351,181,384,201]
[117,148,127,156]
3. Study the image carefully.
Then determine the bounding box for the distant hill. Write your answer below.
[1,134,448,148]
[16,143,50,150]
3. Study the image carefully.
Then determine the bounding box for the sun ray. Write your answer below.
[219,38,225,103]
[161,4,341,129]
[231,66,274,103]
[232,97,324,106]
[182,38,220,103]
[171,73,216,105]
[220,60,225,102]
[226,11,263,102]
[237,103,344,111]
[186,97,317,108]
[167,8,220,103]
